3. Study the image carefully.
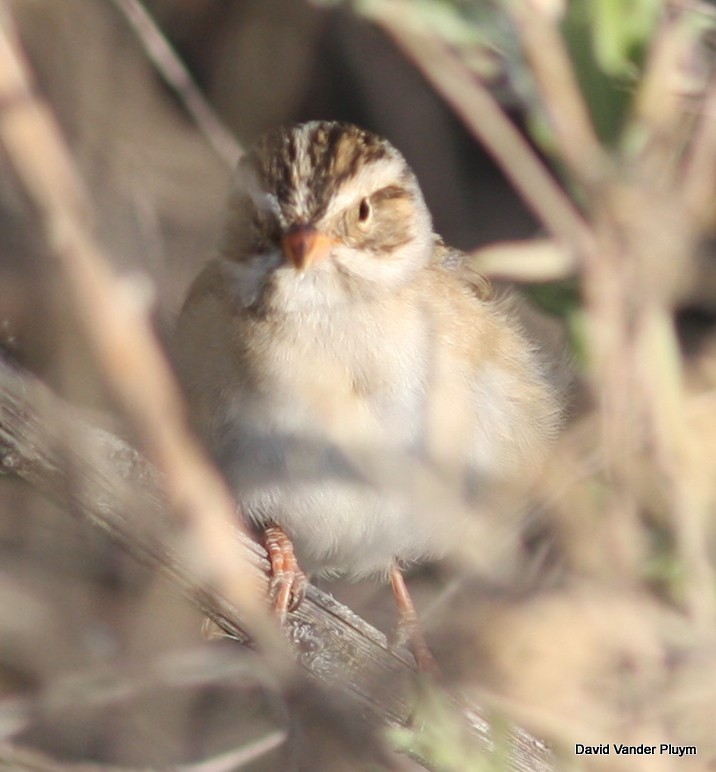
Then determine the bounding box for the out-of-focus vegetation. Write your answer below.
[1,0,716,770]
[358,1,716,770]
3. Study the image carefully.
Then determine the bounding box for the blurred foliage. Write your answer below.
[388,690,517,772]
[339,0,664,145]
[5,0,716,769]
[588,0,662,77]
[344,0,525,93]
[561,0,661,144]
[644,523,688,601]
[524,279,581,319]
[524,279,588,364]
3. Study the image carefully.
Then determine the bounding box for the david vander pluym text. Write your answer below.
[576,743,697,757]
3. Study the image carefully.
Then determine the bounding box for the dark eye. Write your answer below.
[357,198,372,223]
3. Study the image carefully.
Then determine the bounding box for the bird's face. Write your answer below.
[220,122,434,312]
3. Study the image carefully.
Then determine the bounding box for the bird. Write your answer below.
[174,121,562,669]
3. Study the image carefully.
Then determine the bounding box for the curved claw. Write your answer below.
[263,525,308,621]
[270,565,308,616]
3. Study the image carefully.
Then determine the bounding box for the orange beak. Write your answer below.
[281,225,334,270]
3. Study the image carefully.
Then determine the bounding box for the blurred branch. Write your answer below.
[634,5,699,150]
[0,731,285,771]
[360,0,593,255]
[634,7,716,622]
[683,76,716,221]
[0,742,127,771]
[109,0,242,167]
[0,356,555,771]
[176,731,287,772]
[508,2,611,189]
[507,0,716,624]
[469,238,574,283]
[0,2,281,658]
[1,643,288,769]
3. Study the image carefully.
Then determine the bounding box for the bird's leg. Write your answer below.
[263,524,308,622]
[389,562,438,674]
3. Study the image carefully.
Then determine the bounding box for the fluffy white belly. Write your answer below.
[212,396,443,577]
[241,479,438,577]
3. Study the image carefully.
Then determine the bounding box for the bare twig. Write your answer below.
[507,1,611,190]
[109,0,242,167]
[361,0,593,255]
[683,77,716,220]
[177,731,287,772]
[0,742,129,771]
[469,238,574,282]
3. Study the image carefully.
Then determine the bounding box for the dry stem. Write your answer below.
[0,3,277,657]
[363,0,592,256]
[109,0,242,167]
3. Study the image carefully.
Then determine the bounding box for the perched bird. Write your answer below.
[174,121,561,667]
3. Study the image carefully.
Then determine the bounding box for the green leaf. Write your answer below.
[591,0,662,78]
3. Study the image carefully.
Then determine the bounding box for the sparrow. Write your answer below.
[174,121,561,668]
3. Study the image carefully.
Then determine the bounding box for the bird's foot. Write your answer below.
[263,524,308,622]
[390,563,439,675]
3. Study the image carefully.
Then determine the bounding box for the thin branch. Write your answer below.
[507,0,611,190]
[109,0,242,167]
[0,742,129,771]
[468,238,574,282]
[625,2,715,202]
[361,0,593,255]
[683,76,716,220]
[177,731,287,772]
